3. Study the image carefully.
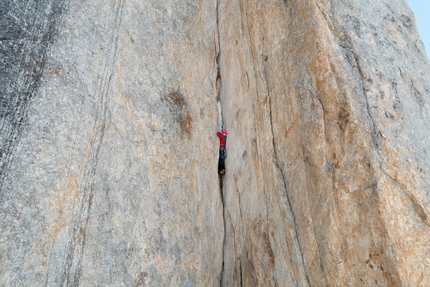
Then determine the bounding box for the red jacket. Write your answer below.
[217,132,226,148]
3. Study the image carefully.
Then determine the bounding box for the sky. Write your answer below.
[407,0,430,57]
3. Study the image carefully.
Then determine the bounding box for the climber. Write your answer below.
[217,130,227,175]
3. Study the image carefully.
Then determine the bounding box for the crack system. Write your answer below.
[265,63,312,286]
[215,1,226,286]
[215,0,311,282]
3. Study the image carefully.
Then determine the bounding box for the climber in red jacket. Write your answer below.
[217,130,227,175]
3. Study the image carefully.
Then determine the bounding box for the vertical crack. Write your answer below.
[276,160,312,287]
[217,98,226,287]
[217,111,226,287]
[219,162,226,287]
[238,258,243,287]
[265,66,311,286]
[215,1,226,286]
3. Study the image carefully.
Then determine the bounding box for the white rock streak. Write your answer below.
[217,100,223,131]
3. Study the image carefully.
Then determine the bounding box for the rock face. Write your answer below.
[1,0,430,286]
[218,0,430,286]
[1,1,222,286]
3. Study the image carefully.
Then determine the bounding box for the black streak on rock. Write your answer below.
[0,0,69,193]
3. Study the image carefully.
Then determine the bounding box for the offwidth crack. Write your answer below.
[216,1,227,286]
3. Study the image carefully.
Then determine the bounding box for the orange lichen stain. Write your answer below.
[180,111,193,136]
[251,142,262,179]
[284,121,296,138]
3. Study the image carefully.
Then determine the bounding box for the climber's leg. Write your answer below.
[218,158,225,175]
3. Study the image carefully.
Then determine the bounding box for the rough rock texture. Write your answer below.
[1,0,430,286]
[218,0,430,286]
[1,1,223,286]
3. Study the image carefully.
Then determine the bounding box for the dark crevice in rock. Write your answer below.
[216,1,226,286]
[330,22,382,148]
[351,51,381,145]
[238,258,243,287]
[298,143,329,286]
[0,0,69,199]
[272,144,312,287]
[219,171,226,287]
[265,65,311,287]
